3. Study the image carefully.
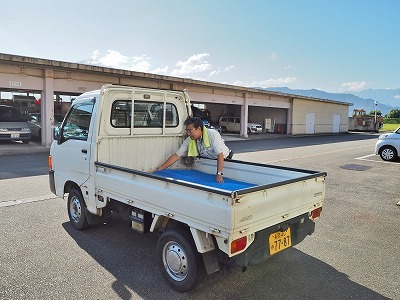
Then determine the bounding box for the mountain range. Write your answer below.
[261,87,400,116]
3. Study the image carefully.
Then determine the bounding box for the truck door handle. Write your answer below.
[81,149,87,154]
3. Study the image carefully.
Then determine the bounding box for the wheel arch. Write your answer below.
[64,180,81,195]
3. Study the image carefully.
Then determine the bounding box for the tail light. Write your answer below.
[310,207,322,220]
[48,155,53,170]
[231,236,247,254]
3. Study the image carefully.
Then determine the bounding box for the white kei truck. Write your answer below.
[48,85,326,292]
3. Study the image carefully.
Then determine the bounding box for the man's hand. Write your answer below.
[216,174,224,183]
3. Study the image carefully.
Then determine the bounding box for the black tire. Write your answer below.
[221,126,227,133]
[247,127,251,134]
[156,227,204,292]
[379,146,398,162]
[22,139,30,144]
[67,188,89,230]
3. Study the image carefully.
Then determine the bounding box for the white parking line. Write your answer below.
[355,153,392,164]
[0,194,58,208]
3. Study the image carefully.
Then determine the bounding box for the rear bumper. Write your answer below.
[232,213,315,267]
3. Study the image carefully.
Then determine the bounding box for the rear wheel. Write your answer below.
[157,227,204,292]
[379,146,398,161]
[67,188,89,230]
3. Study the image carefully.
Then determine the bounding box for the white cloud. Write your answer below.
[170,53,212,76]
[269,52,278,60]
[85,50,152,72]
[99,50,129,67]
[151,66,168,75]
[129,55,151,72]
[283,65,291,70]
[341,81,367,91]
[231,80,247,86]
[249,77,297,88]
[209,70,220,77]
[224,65,234,71]
[394,95,400,99]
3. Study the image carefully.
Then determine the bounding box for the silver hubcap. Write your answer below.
[382,149,394,160]
[70,196,82,223]
[162,241,188,281]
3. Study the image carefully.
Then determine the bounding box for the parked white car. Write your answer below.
[375,126,400,161]
[219,116,263,134]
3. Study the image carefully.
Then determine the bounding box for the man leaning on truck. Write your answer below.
[157,117,233,183]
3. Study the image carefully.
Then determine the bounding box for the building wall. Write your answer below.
[292,98,349,134]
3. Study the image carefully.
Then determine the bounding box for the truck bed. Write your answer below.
[153,169,257,192]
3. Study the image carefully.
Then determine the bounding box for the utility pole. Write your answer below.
[374,100,378,130]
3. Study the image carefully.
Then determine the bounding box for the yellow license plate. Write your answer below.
[269,227,292,255]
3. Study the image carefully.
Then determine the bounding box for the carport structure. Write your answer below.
[0,53,351,146]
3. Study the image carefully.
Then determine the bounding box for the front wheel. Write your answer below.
[380,146,398,162]
[156,227,204,292]
[67,188,89,230]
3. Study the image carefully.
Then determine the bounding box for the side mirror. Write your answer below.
[53,126,60,140]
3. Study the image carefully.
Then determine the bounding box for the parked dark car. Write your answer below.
[28,113,63,139]
[0,105,31,143]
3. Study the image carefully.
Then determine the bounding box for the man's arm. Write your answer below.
[158,153,180,171]
[216,152,224,183]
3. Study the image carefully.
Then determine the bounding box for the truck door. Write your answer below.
[54,98,95,186]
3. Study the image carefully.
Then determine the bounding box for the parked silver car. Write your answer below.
[375,127,400,161]
[0,105,31,143]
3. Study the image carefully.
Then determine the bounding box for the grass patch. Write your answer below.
[381,123,400,132]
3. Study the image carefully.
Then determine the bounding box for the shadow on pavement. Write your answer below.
[63,217,389,300]
[0,140,49,180]
[0,140,49,156]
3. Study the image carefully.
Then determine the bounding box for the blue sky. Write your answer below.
[1,0,399,93]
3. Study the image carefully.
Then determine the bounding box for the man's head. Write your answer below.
[184,117,203,140]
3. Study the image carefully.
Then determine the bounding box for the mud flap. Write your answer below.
[201,251,220,274]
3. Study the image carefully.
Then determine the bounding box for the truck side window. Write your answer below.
[111,101,132,127]
[110,100,178,128]
[147,102,179,127]
[62,102,94,141]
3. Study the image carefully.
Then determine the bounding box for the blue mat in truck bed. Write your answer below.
[154,169,256,192]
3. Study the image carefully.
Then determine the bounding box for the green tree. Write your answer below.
[386,109,400,118]
[368,110,382,116]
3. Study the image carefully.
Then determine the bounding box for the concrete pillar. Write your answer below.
[41,68,54,147]
[287,98,293,134]
[240,93,249,138]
